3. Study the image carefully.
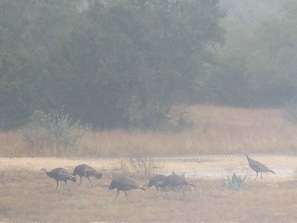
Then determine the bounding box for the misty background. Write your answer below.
[1,0,296,130]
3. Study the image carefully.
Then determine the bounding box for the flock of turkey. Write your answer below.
[41,153,275,200]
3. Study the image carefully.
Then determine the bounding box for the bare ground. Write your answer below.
[1,154,297,222]
[1,153,296,181]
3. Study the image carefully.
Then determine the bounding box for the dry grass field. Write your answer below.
[1,105,297,157]
[1,169,297,222]
[1,105,297,222]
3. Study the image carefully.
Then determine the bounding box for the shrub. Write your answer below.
[113,156,164,179]
[22,110,91,151]
[129,156,164,179]
[223,172,247,191]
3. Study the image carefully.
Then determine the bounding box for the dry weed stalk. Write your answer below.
[129,156,164,178]
[111,156,164,179]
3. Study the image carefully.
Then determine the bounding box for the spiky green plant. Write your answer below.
[223,172,247,191]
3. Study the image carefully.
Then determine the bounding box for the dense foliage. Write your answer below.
[211,0,297,107]
[0,0,224,130]
[1,0,297,130]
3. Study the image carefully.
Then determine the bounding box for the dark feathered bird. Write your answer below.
[244,153,275,180]
[109,176,145,201]
[148,174,167,194]
[164,173,195,192]
[73,164,103,187]
[41,167,76,191]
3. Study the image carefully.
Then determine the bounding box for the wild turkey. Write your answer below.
[73,164,103,187]
[147,174,167,194]
[41,167,76,191]
[244,153,275,180]
[164,173,196,194]
[109,176,145,201]
[164,173,195,192]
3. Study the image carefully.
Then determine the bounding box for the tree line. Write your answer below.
[0,0,296,130]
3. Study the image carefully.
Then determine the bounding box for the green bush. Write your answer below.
[22,110,91,151]
[223,172,247,191]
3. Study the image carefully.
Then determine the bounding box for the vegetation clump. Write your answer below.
[223,172,247,191]
[22,110,91,151]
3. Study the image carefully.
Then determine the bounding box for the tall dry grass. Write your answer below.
[1,105,297,157]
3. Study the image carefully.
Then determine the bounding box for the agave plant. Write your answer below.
[223,172,247,191]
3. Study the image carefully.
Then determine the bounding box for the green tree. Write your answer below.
[209,0,297,108]
[245,0,297,106]
[0,0,225,130]
[0,0,36,129]
[207,19,253,106]
[0,0,80,130]
[45,0,225,129]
